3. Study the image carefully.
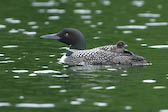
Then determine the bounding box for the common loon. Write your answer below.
[41,28,149,66]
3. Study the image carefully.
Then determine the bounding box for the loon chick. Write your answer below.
[41,28,148,66]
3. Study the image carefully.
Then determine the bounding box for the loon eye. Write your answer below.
[64,32,69,37]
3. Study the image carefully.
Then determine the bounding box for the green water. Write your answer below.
[0,0,168,112]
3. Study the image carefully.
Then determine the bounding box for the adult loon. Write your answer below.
[41,28,149,66]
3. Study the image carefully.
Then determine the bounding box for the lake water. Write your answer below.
[0,0,168,112]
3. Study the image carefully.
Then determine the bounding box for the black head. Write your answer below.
[41,28,86,50]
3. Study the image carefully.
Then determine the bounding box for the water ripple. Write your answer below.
[138,13,160,18]
[0,24,6,29]
[149,45,168,49]
[32,0,57,7]
[0,102,11,107]
[105,86,116,90]
[74,9,91,14]
[47,9,66,14]
[9,29,19,33]
[33,70,61,74]
[160,109,168,112]
[116,25,147,29]
[2,45,18,48]
[16,103,55,108]
[48,85,62,88]
[5,18,21,24]
[23,31,37,36]
[93,102,108,107]
[28,21,37,25]
[48,16,60,20]
[153,86,166,89]
[142,80,156,83]
[12,70,29,73]
[91,86,103,90]
[145,22,168,26]
[132,0,144,7]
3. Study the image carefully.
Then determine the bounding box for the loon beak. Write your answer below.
[40,33,61,40]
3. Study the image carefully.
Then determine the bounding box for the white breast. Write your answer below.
[59,54,68,63]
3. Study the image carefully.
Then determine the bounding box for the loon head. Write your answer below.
[41,28,86,50]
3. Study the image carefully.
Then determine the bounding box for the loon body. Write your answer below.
[41,28,148,66]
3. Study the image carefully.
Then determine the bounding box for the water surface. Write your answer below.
[0,0,168,112]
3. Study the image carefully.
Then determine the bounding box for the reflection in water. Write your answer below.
[91,86,103,90]
[76,98,85,102]
[149,18,156,22]
[13,76,20,79]
[38,9,45,13]
[123,30,132,34]
[70,98,85,105]
[124,105,133,110]
[129,19,136,23]
[44,21,50,25]
[83,20,91,24]
[142,79,156,83]
[5,18,21,24]
[8,28,27,34]
[136,38,144,41]
[9,29,19,33]
[149,45,168,49]
[145,22,168,26]
[101,0,111,6]
[59,89,67,93]
[75,2,83,7]
[2,45,18,48]
[68,64,132,73]
[33,70,61,74]
[19,96,24,99]
[0,102,11,107]
[31,26,39,29]
[93,102,108,107]
[12,70,29,73]
[32,0,57,7]
[48,85,62,88]
[0,60,15,63]
[95,10,102,14]
[48,16,60,20]
[47,9,66,14]
[120,73,128,76]
[28,73,37,77]
[15,103,55,108]
[80,15,92,20]
[137,13,160,18]
[153,86,166,89]
[132,0,144,7]
[23,31,37,36]
[73,9,91,14]
[90,24,97,28]
[93,36,101,39]
[0,24,6,29]
[140,43,148,47]
[70,101,81,105]
[28,21,37,25]
[0,54,4,56]
[160,109,168,112]
[116,25,147,29]
[51,74,69,78]
[105,86,116,90]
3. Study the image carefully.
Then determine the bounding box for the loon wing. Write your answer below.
[66,49,146,65]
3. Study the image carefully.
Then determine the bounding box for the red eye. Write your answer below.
[65,32,69,37]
